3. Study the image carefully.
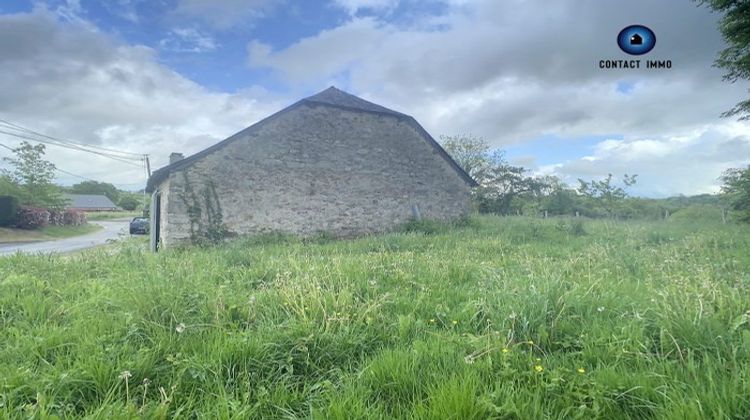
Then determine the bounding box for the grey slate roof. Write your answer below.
[146,86,477,191]
[64,194,118,209]
[304,87,408,118]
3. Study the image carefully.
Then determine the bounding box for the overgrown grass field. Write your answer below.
[1,217,749,418]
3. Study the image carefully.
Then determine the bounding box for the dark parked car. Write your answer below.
[129,217,149,235]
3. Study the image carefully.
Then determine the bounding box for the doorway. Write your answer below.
[150,191,161,252]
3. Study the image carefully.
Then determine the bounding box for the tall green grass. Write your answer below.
[0,216,748,418]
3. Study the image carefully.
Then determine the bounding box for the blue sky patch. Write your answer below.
[616,81,635,94]
[505,134,622,168]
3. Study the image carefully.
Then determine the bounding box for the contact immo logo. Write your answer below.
[599,25,672,70]
[617,25,655,55]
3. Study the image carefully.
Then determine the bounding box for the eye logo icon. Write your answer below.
[617,25,656,55]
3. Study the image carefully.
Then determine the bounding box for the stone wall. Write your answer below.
[157,177,170,246]
[158,103,472,247]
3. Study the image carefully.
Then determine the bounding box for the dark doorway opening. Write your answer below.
[154,193,161,251]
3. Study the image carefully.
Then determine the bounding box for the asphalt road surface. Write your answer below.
[0,219,131,256]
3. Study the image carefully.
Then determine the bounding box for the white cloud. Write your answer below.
[102,0,146,23]
[160,27,218,52]
[0,9,284,189]
[172,0,283,29]
[332,0,400,15]
[248,17,388,82]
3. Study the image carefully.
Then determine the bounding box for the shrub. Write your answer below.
[0,195,19,227]
[401,219,450,235]
[15,207,50,229]
[669,204,724,223]
[118,195,140,211]
[48,209,65,226]
[63,209,87,226]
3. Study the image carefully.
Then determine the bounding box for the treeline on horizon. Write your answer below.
[440,135,748,223]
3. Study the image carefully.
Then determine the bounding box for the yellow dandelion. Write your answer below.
[501,348,510,354]
[577,367,586,374]
[534,365,544,373]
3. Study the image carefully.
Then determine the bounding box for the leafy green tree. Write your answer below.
[118,195,140,211]
[1,141,64,208]
[477,151,545,214]
[699,0,750,119]
[440,134,491,180]
[539,176,578,216]
[0,175,25,200]
[721,165,750,222]
[69,181,121,203]
[442,135,549,214]
[577,174,637,218]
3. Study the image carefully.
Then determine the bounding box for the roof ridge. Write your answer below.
[302,86,407,118]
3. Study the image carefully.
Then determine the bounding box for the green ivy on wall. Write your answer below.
[178,172,231,245]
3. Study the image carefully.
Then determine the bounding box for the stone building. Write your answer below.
[145,87,476,250]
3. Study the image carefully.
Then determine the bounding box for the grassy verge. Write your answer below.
[86,211,141,221]
[0,223,102,244]
[0,227,48,243]
[0,216,749,418]
[39,223,102,239]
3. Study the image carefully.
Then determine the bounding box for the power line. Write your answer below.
[0,118,144,158]
[0,129,144,167]
[0,127,143,164]
[1,116,156,198]
[0,118,150,177]
[55,167,98,182]
[0,141,133,184]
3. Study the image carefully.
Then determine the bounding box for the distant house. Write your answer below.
[145,86,477,251]
[64,194,119,212]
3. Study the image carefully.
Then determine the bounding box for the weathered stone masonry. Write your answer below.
[148,87,475,249]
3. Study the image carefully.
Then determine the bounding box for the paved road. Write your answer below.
[0,219,131,256]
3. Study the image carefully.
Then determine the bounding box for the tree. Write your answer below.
[440,134,491,180]
[69,181,121,203]
[699,0,750,119]
[577,174,637,218]
[118,195,140,211]
[721,165,750,222]
[477,151,546,214]
[442,135,549,214]
[2,141,64,208]
[539,176,578,216]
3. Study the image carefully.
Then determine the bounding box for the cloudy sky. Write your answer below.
[0,0,748,196]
